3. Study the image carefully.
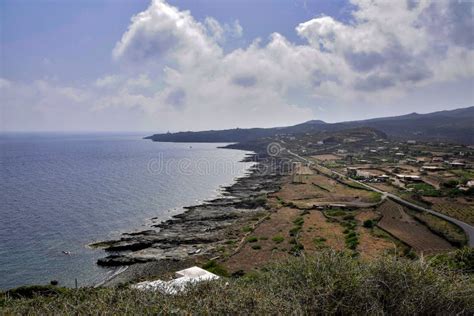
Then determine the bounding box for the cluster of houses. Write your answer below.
[346,167,390,183]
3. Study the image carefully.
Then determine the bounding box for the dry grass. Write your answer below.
[223,207,299,273]
[377,200,454,254]
[424,197,474,226]
[2,250,473,315]
[276,173,377,207]
[406,208,467,247]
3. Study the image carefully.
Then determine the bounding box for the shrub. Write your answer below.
[202,260,230,277]
[246,236,258,243]
[272,236,285,244]
[325,209,346,217]
[4,285,67,299]
[242,226,253,233]
[293,217,304,226]
[343,214,355,221]
[407,183,440,197]
[2,251,472,315]
[251,244,261,250]
[289,227,301,237]
[363,219,374,228]
[430,247,474,272]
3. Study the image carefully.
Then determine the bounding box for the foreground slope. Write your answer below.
[2,250,473,315]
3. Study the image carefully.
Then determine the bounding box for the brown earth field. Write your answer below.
[377,200,454,254]
[354,209,397,259]
[299,211,346,253]
[223,206,299,274]
[423,196,474,226]
[312,154,342,161]
[275,173,379,208]
[371,182,399,193]
[224,206,399,273]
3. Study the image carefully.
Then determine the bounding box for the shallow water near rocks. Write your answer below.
[0,133,253,290]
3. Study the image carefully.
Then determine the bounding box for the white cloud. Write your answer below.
[2,0,473,131]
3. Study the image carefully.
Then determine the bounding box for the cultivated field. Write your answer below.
[311,154,342,161]
[223,207,299,273]
[377,200,453,253]
[424,197,474,226]
[276,173,380,208]
[299,211,345,252]
[355,210,396,259]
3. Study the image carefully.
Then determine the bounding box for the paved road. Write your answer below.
[285,148,474,247]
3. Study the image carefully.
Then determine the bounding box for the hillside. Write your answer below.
[2,250,473,315]
[145,106,474,144]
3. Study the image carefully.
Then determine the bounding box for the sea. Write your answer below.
[0,133,254,290]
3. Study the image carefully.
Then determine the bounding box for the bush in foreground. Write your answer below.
[1,250,473,315]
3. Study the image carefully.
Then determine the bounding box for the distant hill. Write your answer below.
[145,106,474,144]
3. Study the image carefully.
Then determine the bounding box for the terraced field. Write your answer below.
[223,207,299,273]
[377,200,454,253]
[276,173,378,207]
[424,197,474,226]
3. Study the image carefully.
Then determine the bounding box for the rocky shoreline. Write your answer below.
[91,154,290,285]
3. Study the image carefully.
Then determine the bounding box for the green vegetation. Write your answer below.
[430,247,474,273]
[2,285,68,299]
[345,181,372,191]
[272,235,285,244]
[246,236,258,243]
[363,219,375,228]
[406,210,467,247]
[324,209,347,217]
[313,237,327,249]
[3,250,472,314]
[407,183,441,197]
[450,169,474,184]
[341,220,359,251]
[368,192,383,203]
[293,216,304,227]
[442,179,459,188]
[312,182,330,192]
[251,244,262,250]
[242,226,253,233]
[289,216,305,237]
[202,260,230,277]
[241,195,268,208]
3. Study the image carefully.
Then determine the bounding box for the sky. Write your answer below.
[1,0,473,132]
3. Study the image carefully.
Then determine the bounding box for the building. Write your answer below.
[396,174,422,182]
[132,266,219,294]
[420,165,445,172]
[449,161,466,168]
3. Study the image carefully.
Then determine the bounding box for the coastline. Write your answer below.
[92,151,287,286]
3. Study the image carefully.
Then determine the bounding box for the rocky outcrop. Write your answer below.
[92,157,288,267]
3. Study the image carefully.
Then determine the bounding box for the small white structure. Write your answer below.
[396,174,422,182]
[132,266,219,294]
[420,165,445,172]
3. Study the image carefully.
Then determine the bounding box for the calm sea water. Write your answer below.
[0,133,253,290]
